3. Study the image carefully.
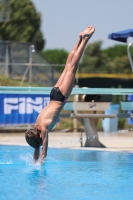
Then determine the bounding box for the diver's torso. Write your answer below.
[35,100,65,132]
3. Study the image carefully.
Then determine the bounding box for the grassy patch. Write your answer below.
[0,74,39,86]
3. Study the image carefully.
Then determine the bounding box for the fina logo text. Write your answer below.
[4,97,50,114]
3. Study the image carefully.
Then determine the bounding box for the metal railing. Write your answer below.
[127,42,133,72]
[0,41,65,87]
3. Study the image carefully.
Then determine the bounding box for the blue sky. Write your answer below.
[32,0,133,52]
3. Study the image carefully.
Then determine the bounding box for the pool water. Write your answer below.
[0,146,133,200]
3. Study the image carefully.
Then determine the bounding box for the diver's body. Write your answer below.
[25,26,95,164]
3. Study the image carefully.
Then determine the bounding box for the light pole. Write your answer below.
[29,45,35,86]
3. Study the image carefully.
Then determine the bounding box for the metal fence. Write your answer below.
[0,0,10,22]
[0,40,63,86]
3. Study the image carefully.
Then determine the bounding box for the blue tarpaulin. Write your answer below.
[108,29,133,43]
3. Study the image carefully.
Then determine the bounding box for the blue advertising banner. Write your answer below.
[0,94,50,126]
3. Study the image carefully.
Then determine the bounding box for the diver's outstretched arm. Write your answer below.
[33,147,40,162]
[40,129,48,165]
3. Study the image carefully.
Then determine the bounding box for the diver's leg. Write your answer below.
[59,26,95,97]
[54,37,82,87]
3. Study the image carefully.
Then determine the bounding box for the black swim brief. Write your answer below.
[50,87,67,103]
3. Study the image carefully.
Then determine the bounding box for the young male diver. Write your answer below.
[25,26,95,164]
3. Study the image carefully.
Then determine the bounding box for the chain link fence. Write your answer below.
[0,0,10,22]
[0,40,63,86]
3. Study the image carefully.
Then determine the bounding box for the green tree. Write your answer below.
[41,49,68,71]
[102,44,133,59]
[108,56,132,73]
[102,45,132,73]
[0,0,45,50]
[79,41,132,73]
[79,41,111,73]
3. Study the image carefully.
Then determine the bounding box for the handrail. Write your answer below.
[71,113,133,118]
[127,42,133,72]
[71,113,117,118]
[0,87,133,95]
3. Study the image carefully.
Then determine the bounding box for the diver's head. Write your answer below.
[25,128,42,148]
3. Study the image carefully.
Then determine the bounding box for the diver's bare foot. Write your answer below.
[79,26,95,39]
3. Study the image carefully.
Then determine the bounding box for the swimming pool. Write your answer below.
[0,146,133,200]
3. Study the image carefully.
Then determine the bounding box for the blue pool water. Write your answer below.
[0,146,133,200]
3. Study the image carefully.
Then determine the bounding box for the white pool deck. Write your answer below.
[0,131,133,152]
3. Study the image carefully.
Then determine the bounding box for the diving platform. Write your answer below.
[63,101,133,147]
